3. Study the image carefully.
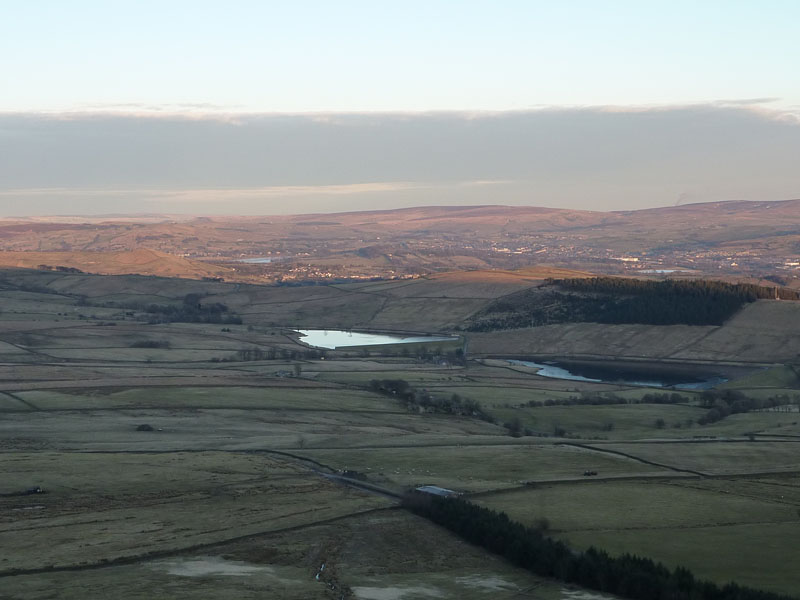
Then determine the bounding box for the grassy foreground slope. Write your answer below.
[1,267,799,597]
[3,511,582,600]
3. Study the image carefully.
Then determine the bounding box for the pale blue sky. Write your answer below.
[1,1,799,216]
[2,0,799,113]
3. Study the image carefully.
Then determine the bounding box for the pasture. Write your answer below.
[0,451,388,573]
[0,511,581,600]
[1,268,799,598]
[477,479,800,596]
[304,443,674,492]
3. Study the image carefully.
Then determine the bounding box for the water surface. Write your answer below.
[237,256,284,264]
[297,329,457,350]
[507,359,726,389]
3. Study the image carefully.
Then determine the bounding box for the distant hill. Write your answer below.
[0,199,798,283]
[428,266,595,284]
[0,249,232,280]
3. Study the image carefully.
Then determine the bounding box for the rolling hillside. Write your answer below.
[0,249,232,279]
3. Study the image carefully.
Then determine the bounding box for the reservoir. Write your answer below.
[297,329,458,350]
[237,256,285,264]
[507,359,727,389]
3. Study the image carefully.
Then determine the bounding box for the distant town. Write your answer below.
[1,202,798,286]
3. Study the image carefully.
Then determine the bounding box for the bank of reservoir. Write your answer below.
[507,358,728,389]
[297,329,458,350]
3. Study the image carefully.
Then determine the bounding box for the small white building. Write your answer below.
[415,485,459,497]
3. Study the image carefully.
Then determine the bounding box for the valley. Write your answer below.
[1,200,799,286]
[1,266,799,598]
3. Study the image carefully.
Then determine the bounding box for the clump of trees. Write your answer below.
[413,346,466,366]
[503,416,534,437]
[522,392,688,408]
[638,392,689,404]
[370,379,491,421]
[129,340,170,349]
[468,277,799,331]
[37,264,84,273]
[99,293,243,324]
[403,492,795,600]
[697,389,800,425]
[143,293,242,324]
[236,347,325,361]
[370,378,413,398]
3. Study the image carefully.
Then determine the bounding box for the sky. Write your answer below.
[1,1,799,215]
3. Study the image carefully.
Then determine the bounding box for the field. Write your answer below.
[2,510,605,600]
[477,478,800,595]
[1,269,800,598]
[1,452,387,572]
[303,444,674,493]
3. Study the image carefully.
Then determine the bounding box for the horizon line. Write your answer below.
[2,197,798,222]
[1,98,798,122]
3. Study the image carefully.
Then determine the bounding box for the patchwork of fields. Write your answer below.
[1,269,799,598]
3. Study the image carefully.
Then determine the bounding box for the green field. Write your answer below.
[594,441,800,474]
[12,386,398,412]
[490,403,705,439]
[1,451,388,573]
[304,443,673,492]
[1,269,799,599]
[566,522,800,596]
[1,511,580,600]
[478,479,800,596]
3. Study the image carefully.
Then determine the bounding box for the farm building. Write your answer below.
[415,485,459,497]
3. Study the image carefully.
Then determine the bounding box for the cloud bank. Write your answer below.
[0,105,798,216]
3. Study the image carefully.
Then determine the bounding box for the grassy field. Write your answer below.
[720,365,800,389]
[566,522,800,596]
[478,478,800,596]
[0,451,388,573]
[2,268,800,598]
[11,386,398,412]
[0,407,508,453]
[0,510,593,600]
[490,403,706,439]
[478,479,799,531]
[592,441,800,475]
[304,443,673,493]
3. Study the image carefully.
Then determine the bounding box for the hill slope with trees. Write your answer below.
[467,277,800,331]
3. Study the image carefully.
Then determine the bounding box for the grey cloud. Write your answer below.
[713,98,782,106]
[0,105,798,215]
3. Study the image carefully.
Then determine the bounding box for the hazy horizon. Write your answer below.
[3,197,800,222]
[2,104,799,217]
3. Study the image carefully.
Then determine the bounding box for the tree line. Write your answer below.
[557,277,799,301]
[697,389,800,425]
[369,379,490,420]
[142,293,243,324]
[36,264,84,273]
[467,277,799,331]
[236,347,325,361]
[522,391,689,408]
[403,492,796,600]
